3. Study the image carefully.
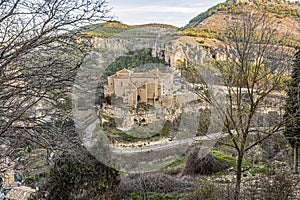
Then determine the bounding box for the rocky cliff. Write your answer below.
[90,30,212,70]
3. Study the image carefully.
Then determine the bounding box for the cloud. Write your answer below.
[110,4,208,26]
[108,0,225,27]
[178,0,211,7]
[112,5,204,14]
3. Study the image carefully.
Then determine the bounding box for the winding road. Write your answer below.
[83,118,278,155]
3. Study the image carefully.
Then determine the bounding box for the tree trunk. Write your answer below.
[235,152,244,200]
[294,146,298,174]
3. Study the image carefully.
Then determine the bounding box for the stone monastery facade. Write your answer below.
[105,69,173,106]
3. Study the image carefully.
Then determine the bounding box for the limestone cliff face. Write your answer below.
[151,36,211,68]
[91,35,212,69]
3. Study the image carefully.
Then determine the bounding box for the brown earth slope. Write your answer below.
[182,1,300,48]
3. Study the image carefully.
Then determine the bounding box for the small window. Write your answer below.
[137,95,141,102]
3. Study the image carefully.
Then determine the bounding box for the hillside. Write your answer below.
[79,1,300,49]
[81,21,178,38]
[182,0,300,47]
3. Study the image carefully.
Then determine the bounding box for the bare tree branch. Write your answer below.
[0,0,111,156]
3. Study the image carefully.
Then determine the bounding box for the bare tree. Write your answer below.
[0,0,110,156]
[204,8,294,199]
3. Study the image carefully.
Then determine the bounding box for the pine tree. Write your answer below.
[284,49,300,174]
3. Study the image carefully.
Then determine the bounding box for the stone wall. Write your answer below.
[106,69,173,107]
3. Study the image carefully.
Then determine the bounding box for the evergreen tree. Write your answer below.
[284,49,300,174]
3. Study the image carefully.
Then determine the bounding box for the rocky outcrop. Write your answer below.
[152,36,211,68]
[91,31,212,69]
[5,186,36,200]
[182,147,230,175]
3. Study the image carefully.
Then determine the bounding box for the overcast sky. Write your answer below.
[108,0,225,27]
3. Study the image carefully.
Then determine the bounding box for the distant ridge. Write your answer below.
[185,0,300,29]
[182,0,300,46]
[81,21,178,38]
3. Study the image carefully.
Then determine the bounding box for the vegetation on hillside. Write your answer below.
[183,1,300,43]
[81,21,177,38]
[261,1,300,18]
[185,2,229,28]
[33,149,120,199]
[103,49,165,77]
[179,28,222,39]
[101,114,173,143]
[187,0,300,28]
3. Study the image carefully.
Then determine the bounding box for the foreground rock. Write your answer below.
[4,186,36,200]
[182,147,229,175]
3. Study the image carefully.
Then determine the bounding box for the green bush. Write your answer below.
[34,148,120,200]
[160,120,171,136]
[131,192,177,200]
[103,49,165,77]
[249,163,271,175]
[212,150,251,168]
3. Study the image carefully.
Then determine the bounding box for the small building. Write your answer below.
[105,69,173,106]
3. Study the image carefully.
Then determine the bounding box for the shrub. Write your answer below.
[131,192,177,200]
[182,148,230,175]
[183,182,235,200]
[120,173,196,198]
[33,148,120,200]
[258,167,296,200]
[184,164,297,200]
